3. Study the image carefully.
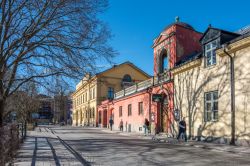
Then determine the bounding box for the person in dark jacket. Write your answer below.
[177,117,187,142]
[119,119,123,131]
[109,117,114,131]
[144,118,150,135]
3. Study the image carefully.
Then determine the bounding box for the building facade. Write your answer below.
[173,26,250,144]
[98,20,202,134]
[72,62,150,127]
[98,19,250,144]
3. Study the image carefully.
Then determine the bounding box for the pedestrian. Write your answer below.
[109,117,114,131]
[119,119,123,131]
[177,117,187,142]
[125,121,128,132]
[144,118,150,135]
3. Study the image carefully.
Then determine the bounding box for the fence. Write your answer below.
[114,71,172,99]
[0,123,22,165]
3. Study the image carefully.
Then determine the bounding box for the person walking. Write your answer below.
[177,117,187,142]
[109,117,114,131]
[144,118,150,135]
[119,119,123,131]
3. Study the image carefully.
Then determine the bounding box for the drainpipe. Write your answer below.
[148,87,152,134]
[223,44,236,145]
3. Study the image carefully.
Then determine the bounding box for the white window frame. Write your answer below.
[204,91,218,122]
[205,40,218,67]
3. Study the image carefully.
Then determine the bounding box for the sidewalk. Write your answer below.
[13,128,82,166]
[101,128,250,155]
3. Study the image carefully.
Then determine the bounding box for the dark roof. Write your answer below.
[218,30,250,47]
[95,61,151,78]
[163,22,195,32]
[236,25,250,35]
[200,27,240,42]
[175,51,202,68]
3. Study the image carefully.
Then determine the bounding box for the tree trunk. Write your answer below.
[0,99,4,164]
[24,120,27,138]
[0,99,4,127]
[188,110,192,139]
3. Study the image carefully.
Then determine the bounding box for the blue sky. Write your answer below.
[101,0,249,75]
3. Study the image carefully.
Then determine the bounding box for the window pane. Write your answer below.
[163,56,168,70]
[206,103,212,111]
[213,111,218,120]
[207,112,211,121]
[212,50,216,64]
[206,93,211,101]
[206,51,212,66]
[212,41,217,48]
[213,92,218,100]
[206,44,211,50]
[213,102,218,111]
[206,51,211,57]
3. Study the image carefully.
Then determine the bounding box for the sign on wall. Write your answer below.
[174,109,180,121]
[152,94,163,102]
[150,113,155,122]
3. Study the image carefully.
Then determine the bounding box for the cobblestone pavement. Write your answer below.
[13,126,250,166]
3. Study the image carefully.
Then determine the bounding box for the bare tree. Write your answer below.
[4,82,40,123]
[0,0,116,126]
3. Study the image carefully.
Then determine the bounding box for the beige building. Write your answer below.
[72,62,150,127]
[173,26,250,144]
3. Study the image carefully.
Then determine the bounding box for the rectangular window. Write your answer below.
[93,87,95,99]
[204,91,218,122]
[108,87,114,99]
[128,104,132,116]
[92,109,95,118]
[205,40,218,67]
[119,106,122,117]
[90,89,92,100]
[138,102,143,115]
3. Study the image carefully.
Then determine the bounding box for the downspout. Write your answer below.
[148,87,152,134]
[223,45,236,145]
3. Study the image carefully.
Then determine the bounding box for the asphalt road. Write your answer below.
[49,126,250,166]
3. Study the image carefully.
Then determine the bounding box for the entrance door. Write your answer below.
[103,110,107,127]
[161,97,169,132]
[98,111,102,125]
[75,111,78,126]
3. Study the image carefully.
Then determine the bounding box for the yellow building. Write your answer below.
[72,61,150,127]
[173,26,250,144]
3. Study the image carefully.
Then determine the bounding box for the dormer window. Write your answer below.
[205,40,218,67]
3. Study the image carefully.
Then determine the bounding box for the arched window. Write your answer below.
[158,49,169,74]
[163,56,168,70]
[122,74,132,82]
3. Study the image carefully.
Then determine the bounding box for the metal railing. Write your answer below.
[114,71,172,99]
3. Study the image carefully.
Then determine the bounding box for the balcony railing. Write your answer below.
[114,71,172,99]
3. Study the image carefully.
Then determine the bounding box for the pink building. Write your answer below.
[97,19,202,134]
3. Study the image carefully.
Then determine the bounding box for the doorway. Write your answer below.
[160,97,169,132]
[103,110,107,127]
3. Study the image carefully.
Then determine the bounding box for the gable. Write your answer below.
[99,63,150,81]
[200,28,221,45]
